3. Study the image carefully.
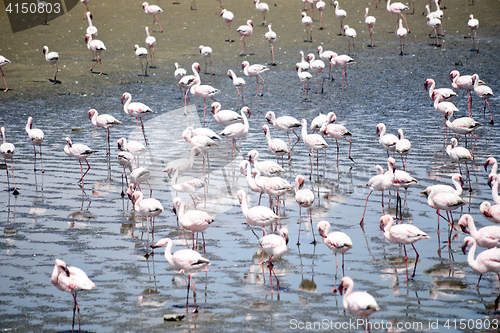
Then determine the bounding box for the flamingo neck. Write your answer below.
[452,176,463,195]
[466,240,481,273]
[301,121,308,139]
[90,112,98,126]
[465,216,479,238]
[342,282,354,308]
[240,192,249,216]
[492,180,500,205]
[163,240,175,268]
[123,95,131,114]
[386,0,391,10]
[242,110,249,130]
[384,218,395,239]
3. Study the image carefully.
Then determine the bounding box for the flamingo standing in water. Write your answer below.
[85,34,106,75]
[219,107,250,157]
[444,110,481,144]
[331,53,355,88]
[237,20,253,56]
[320,121,354,164]
[142,2,163,33]
[0,56,10,92]
[424,78,457,102]
[263,124,289,163]
[461,236,500,289]
[145,27,156,68]
[64,137,94,186]
[296,50,310,72]
[51,259,95,333]
[25,116,45,173]
[333,1,346,35]
[343,25,357,56]
[264,24,277,66]
[130,190,164,255]
[295,175,315,245]
[129,167,152,196]
[337,276,380,332]
[396,128,411,170]
[387,0,410,33]
[307,53,325,94]
[258,228,289,292]
[318,221,352,277]
[472,73,494,124]
[450,70,477,117]
[458,214,500,249]
[301,12,313,42]
[211,102,243,125]
[42,46,59,83]
[121,92,154,144]
[301,119,328,180]
[174,62,187,99]
[297,67,312,102]
[220,9,234,42]
[163,146,200,178]
[239,160,267,204]
[265,111,301,149]
[88,109,122,155]
[1,127,19,194]
[199,45,214,75]
[376,123,398,157]
[254,0,269,27]
[446,138,473,181]
[117,137,147,168]
[227,69,245,108]
[396,19,407,56]
[152,238,210,313]
[365,8,376,47]
[380,214,430,280]
[237,189,279,234]
[316,0,326,30]
[242,61,269,96]
[485,157,498,188]
[468,15,479,52]
[247,149,286,177]
[117,151,134,196]
[190,70,220,126]
[427,14,442,46]
[134,44,148,77]
[178,62,201,114]
[317,46,336,81]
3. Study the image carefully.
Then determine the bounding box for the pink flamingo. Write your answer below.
[485,157,498,188]
[390,167,418,221]
[84,34,106,75]
[264,24,277,66]
[317,47,336,81]
[311,112,335,132]
[163,146,200,178]
[444,110,481,144]
[303,0,317,21]
[317,0,326,30]
[343,25,357,56]
[80,0,91,19]
[263,124,289,163]
[42,46,59,84]
[170,170,205,208]
[174,62,187,98]
[317,221,352,277]
[461,236,500,289]
[296,50,310,72]
[307,53,325,94]
[427,15,441,46]
[182,129,218,174]
[472,73,494,124]
[135,44,148,77]
[187,126,220,141]
[480,191,500,224]
[458,214,500,248]
[295,175,315,244]
[189,71,220,126]
[421,173,463,196]
[365,8,376,47]
[254,0,269,27]
[333,1,347,35]
[259,228,288,292]
[320,117,354,164]
[218,107,250,157]
[446,138,473,182]
[211,102,244,125]
[0,56,10,92]
[265,111,301,148]
[301,118,328,180]
[247,149,285,177]
[450,70,477,117]
[237,189,279,234]
[173,197,213,254]
[142,2,163,33]
[86,11,97,38]
[396,19,407,55]
[380,214,430,280]
[220,9,234,42]
[51,259,95,332]
[432,91,459,133]
[237,20,253,56]
[331,53,355,88]
[253,168,292,213]
[121,92,154,144]
[130,190,164,255]
[297,67,312,102]
[396,128,411,170]
[145,27,156,68]
[424,78,457,102]
[376,123,398,157]
[337,276,380,332]
[117,137,147,168]
[468,15,479,52]
[152,238,210,312]
[360,157,396,224]
[178,63,201,114]
[199,45,214,75]
[88,109,122,155]
[1,127,18,194]
[301,12,313,42]
[227,69,245,108]
[239,160,267,204]
[242,61,269,96]
[130,167,152,196]
[386,0,410,33]
[117,151,134,196]
[25,116,45,173]
[64,137,94,186]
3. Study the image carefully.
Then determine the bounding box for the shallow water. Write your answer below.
[1,0,500,332]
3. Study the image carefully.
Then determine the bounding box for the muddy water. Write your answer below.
[1,0,500,331]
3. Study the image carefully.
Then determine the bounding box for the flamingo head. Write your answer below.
[211,102,220,114]
[87,12,93,20]
[219,9,225,16]
[121,92,127,104]
[238,160,249,176]
[461,236,475,254]
[236,189,245,204]
[458,215,471,234]
[484,157,496,171]
[142,2,148,10]
[241,61,249,70]
[375,123,383,136]
[327,112,337,124]
[241,106,251,117]
[172,197,182,214]
[117,138,125,151]
[449,70,459,82]
[248,20,253,27]
[379,214,393,232]
[280,228,289,245]
[227,70,233,80]
[480,202,492,218]
[444,110,453,120]
[84,34,92,44]
[42,46,48,55]
[317,221,329,238]
[301,12,307,18]
[320,123,328,135]
[262,125,268,135]
[194,63,201,73]
[65,137,73,147]
[424,79,431,90]
[88,109,97,120]
[55,259,70,277]
[296,174,306,190]
[247,150,257,163]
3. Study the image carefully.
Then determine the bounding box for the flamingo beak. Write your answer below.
[461,242,468,255]
[460,225,470,234]
[62,266,70,277]
[380,222,385,232]
[337,282,344,295]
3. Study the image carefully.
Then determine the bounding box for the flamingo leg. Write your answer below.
[309,207,316,244]
[297,206,302,245]
[1,68,8,92]
[360,190,373,224]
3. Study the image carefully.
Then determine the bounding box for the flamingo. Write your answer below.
[472,73,494,124]
[265,111,301,148]
[117,137,147,168]
[64,137,94,186]
[199,45,214,75]
[424,78,457,102]
[425,3,444,37]
[488,174,500,205]
[145,27,156,68]
[432,91,459,132]
[80,0,91,19]
[178,62,201,114]
[444,110,481,144]
[173,197,214,255]
[42,46,59,84]
[84,34,106,75]
[51,259,95,333]
[389,167,418,221]
[211,102,243,125]
[0,56,10,92]
[297,67,312,102]
[174,62,187,99]
[88,109,122,155]
[360,157,396,224]
[219,107,250,157]
[333,1,346,35]
[227,69,245,108]
[331,53,355,88]
[296,50,310,72]
[481,202,500,224]
[242,61,269,96]
[117,151,134,196]
[295,175,315,244]
[446,138,473,183]
[85,11,98,38]
[316,0,326,30]
[219,9,234,42]
[396,19,407,56]
[182,128,218,162]
[376,123,398,157]
[311,112,335,132]
[320,121,354,164]
[317,47,336,81]
[129,167,152,196]
[237,20,253,56]
[25,116,45,173]
[365,8,376,47]
[189,71,220,126]
[343,25,357,56]
[386,0,410,33]
[395,128,411,170]
[254,0,269,26]
[239,160,267,204]
[163,146,201,178]
[264,24,277,66]
[252,168,292,212]
[317,221,352,277]
[427,15,442,46]
[258,228,288,292]
[421,173,463,196]
[307,53,325,94]
[301,12,313,42]
[301,119,328,180]
[380,214,430,280]
[121,92,154,144]
[303,0,317,21]
[236,189,279,234]
[461,236,500,289]
[263,124,289,163]
[485,157,498,188]
[450,70,479,117]
[187,126,220,141]
[468,15,479,52]
[247,149,285,177]
[130,190,164,254]
[142,2,163,33]
[337,276,380,332]
[1,127,19,194]
[152,238,210,313]
[458,214,500,249]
